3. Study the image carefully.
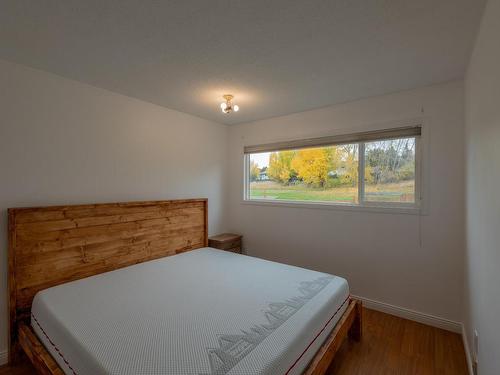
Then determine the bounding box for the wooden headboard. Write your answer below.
[8,198,208,361]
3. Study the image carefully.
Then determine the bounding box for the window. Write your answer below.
[364,138,416,204]
[244,126,421,210]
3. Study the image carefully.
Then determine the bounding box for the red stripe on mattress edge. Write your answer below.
[31,313,78,375]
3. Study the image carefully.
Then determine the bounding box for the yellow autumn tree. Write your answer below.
[267,151,296,183]
[291,148,330,187]
[249,160,260,182]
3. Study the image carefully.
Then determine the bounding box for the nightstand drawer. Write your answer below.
[208,233,242,253]
[213,239,241,250]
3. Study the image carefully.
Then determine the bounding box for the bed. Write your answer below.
[8,199,361,375]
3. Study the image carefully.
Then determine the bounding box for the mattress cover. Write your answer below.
[31,248,349,375]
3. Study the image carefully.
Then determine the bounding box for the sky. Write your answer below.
[250,152,271,168]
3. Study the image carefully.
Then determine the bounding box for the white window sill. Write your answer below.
[242,198,424,215]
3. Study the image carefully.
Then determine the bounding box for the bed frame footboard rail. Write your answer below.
[303,298,362,375]
[18,324,64,375]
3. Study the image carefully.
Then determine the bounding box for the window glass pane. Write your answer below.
[364,138,416,203]
[249,144,358,204]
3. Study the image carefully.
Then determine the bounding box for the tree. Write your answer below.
[267,150,296,183]
[338,144,358,186]
[249,160,260,182]
[291,148,329,187]
[365,139,415,183]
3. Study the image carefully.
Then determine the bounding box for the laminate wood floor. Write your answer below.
[0,308,468,375]
[327,308,469,375]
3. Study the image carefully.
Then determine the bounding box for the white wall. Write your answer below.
[464,0,500,373]
[228,81,465,324]
[0,59,229,359]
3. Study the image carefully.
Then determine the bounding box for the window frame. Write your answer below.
[243,123,425,214]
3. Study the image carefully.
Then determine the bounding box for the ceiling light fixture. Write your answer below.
[220,94,239,114]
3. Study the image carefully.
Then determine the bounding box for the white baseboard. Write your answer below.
[351,294,462,333]
[461,323,473,375]
[0,350,7,366]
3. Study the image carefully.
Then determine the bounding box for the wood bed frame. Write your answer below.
[8,198,361,375]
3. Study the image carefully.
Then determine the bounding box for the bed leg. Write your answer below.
[348,300,362,341]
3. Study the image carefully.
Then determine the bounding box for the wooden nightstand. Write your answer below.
[208,233,242,254]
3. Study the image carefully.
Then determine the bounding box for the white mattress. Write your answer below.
[31,248,349,375]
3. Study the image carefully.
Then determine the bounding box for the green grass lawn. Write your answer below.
[249,181,414,203]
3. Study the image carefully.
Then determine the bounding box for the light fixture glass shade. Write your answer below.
[219,95,239,113]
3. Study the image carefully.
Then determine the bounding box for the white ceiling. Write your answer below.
[0,1,485,125]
